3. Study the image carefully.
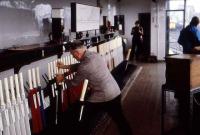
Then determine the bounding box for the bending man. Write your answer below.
[56,40,132,135]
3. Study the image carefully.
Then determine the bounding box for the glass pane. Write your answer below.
[166,0,185,10]
[185,0,200,25]
[167,11,184,54]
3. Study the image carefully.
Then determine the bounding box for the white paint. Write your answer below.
[151,0,166,60]
[100,0,119,26]
[52,8,64,18]
[0,0,32,9]
[63,7,71,35]
[34,4,52,34]
[0,7,40,49]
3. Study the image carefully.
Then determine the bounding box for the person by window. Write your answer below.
[178,16,200,54]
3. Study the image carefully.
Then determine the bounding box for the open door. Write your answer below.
[138,13,151,57]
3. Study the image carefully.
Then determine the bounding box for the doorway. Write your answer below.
[139,13,151,57]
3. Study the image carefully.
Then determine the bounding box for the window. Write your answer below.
[166,0,185,10]
[166,0,185,54]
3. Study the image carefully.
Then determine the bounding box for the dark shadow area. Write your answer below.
[111,61,137,89]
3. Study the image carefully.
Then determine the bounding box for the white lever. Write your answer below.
[32,68,37,88]
[28,70,33,90]
[0,80,5,106]
[9,76,16,104]
[36,67,41,87]
[4,78,11,105]
[14,74,21,100]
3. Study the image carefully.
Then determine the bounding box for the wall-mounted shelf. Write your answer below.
[0,36,115,73]
[0,42,63,73]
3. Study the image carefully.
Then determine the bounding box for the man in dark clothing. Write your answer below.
[56,40,132,135]
[178,16,200,54]
[130,20,144,60]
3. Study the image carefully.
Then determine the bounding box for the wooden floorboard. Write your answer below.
[95,62,187,135]
[122,62,165,135]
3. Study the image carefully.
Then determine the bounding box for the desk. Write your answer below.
[163,54,200,134]
[165,54,200,91]
[193,46,200,54]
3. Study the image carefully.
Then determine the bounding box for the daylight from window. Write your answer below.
[167,0,200,54]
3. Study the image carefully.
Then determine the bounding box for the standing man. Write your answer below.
[56,40,132,135]
[178,16,200,54]
[130,20,144,60]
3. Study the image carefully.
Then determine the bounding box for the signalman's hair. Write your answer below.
[69,40,84,50]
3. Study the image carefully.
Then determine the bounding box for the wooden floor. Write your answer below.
[95,62,187,135]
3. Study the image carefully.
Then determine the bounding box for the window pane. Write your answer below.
[185,0,200,25]
[167,11,184,54]
[166,0,185,10]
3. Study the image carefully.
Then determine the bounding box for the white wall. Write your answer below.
[119,0,151,46]
[100,0,119,25]
[0,6,41,49]
[151,0,166,60]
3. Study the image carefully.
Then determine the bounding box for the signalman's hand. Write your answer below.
[56,74,64,83]
[57,61,65,69]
